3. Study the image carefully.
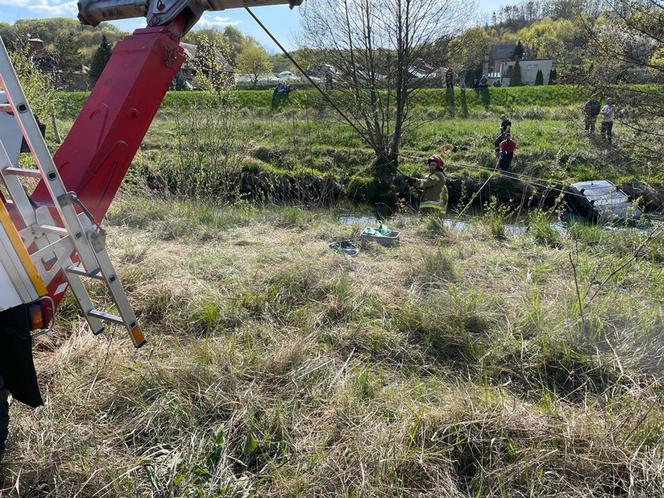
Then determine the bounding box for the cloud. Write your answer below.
[195,14,242,30]
[0,1,244,30]
[0,0,78,16]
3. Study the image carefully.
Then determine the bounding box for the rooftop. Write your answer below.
[491,43,517,60]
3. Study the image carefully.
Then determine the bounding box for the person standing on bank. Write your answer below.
[498,135,517,171]
[500,115,512,135]
[583,95,601,134]
[600,98,615,142]
[408,155,449,215]
[445,67,455,89]
[493,115,512,156]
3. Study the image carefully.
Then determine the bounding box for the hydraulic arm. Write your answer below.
[0,0,302,426]
[78,0,302,33]
[31,0,302,301]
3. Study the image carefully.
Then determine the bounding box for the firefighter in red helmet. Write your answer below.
[408,154,449,214]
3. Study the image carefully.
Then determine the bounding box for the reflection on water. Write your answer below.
[338,211,657,239]
[339,215,377,226]
[339,214,570,236]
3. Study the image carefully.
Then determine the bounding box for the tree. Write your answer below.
[511,59,523,86]
[236,45,272,88]
[89,35,112,82]
[192,37,234,95]
[513,40,525,60]
[549,67,558,83]
[8,42,56,118]
[447,27,493,74]
[53,29,83,76]
[535,68,544,85]
[580,0,664,167]
[547,0,600,20]
[302,0,472,205]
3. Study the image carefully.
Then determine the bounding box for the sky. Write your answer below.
[0,0,510,51]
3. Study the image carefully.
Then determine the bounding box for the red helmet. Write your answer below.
[427,154,445,169]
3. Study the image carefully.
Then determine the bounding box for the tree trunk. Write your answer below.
[370,151,398,207]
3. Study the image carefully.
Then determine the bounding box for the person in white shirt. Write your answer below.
[600,98,615,142]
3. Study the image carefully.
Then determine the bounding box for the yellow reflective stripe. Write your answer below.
[0,202,47,297]
[420,202,446,213]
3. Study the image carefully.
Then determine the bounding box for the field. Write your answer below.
[54,86,664,210]
[1,194,663,496]
[1,85,663,496]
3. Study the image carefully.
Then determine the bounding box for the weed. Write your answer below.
[528,210,562,247]
[483,196,514,240]
[414,247,460,288]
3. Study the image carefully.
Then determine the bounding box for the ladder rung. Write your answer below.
[32,224,68,237]
[0,104,11,113]
[87,309,125,325]
[66,265,103,280]
[1,167,41,178]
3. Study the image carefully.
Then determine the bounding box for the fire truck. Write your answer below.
[0,0,302,459]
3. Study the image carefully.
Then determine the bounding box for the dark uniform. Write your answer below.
[584,98,600,134]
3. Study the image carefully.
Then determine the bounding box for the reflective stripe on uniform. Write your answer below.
[420,201,446,213]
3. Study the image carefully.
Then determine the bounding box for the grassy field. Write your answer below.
[57,85,663,115]
[49,93,663,212]
[57,86,591,116]
[2,68,661,498]
[1,195,662,496]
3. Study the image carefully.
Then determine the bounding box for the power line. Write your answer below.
[245,8,652,210]
[245,7,372,147]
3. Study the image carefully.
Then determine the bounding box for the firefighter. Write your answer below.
[493,115,512,156]
[500,115,512,135]
[600,97,615,142]
[408,155,449,214]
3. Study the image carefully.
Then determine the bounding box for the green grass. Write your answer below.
[3,196,662,496]
[56,85,661,115]
[50,84,664,208]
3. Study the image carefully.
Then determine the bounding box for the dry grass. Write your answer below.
[1,195,663,497]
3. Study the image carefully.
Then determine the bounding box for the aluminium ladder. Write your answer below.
[0,37,144,348]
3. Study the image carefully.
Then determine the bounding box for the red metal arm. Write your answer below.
[31,18,185,301]
[32,18,185,222]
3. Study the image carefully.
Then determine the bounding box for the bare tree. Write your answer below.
[301,0,473,204]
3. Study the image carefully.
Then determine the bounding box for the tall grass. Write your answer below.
[3,198,662,496]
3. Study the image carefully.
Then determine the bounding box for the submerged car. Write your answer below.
[565,180,643,225]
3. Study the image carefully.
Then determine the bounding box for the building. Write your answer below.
[26,36,46,58]
[490,43,517,73]
[499,59,553,86]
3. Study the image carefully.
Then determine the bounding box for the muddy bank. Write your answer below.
[236,170,568,210]
[240,169,663,212]
[146,165,663,212]
[240,170,343,205]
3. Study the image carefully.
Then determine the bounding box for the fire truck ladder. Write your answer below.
[0,38,144,348]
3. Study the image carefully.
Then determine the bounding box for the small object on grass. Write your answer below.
[329,240,359,257]
[360,224,400,247]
